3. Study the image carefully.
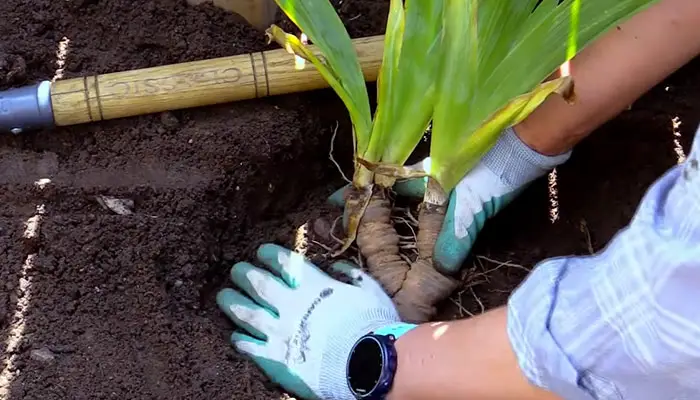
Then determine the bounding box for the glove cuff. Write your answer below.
[318,308,402,399]
[482,126,571,188]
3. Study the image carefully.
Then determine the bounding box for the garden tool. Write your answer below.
[0,35,383,135]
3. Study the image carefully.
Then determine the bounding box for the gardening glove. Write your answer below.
[329,127,571,274]
[217,243,414,400]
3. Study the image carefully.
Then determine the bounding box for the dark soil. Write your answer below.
[0,0,697,399]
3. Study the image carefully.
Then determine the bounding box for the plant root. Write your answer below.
[392,202,459,323]
[334,184,373,256]
[356,188,410,296]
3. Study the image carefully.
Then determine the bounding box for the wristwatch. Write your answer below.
[346,323,416,400]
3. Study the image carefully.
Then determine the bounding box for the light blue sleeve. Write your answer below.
[506,126,700,400]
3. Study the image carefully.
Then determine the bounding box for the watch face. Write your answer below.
[348,337,383,396]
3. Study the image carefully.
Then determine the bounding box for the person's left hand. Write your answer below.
[217,243,403,400]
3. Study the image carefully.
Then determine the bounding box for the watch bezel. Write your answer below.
[346,333,398,400]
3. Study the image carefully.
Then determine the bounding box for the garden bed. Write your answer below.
[0,0,698,399]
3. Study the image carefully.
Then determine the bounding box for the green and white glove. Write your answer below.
[217,243,413,400]
[331,127,571,275]
[417,127,571,274]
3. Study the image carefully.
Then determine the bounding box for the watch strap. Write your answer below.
[373,323,418,339]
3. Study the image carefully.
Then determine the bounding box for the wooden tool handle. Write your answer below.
[50,35,384,127]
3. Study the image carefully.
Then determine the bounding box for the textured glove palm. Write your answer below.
[217,244,401,400]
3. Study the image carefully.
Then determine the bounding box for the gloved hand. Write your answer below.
[330,127,571,275]
[217,243,409,400]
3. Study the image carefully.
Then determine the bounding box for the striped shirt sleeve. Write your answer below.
[506,126,700,400]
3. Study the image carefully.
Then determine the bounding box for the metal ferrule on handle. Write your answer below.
[0,81,55,134]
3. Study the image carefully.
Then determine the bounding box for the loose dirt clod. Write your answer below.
[29,348,55,363]
[160,112,180,130]
[95,196,134,215]
[0,53,26,85]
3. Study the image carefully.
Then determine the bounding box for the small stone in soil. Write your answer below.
[70,0,98,9]
[49,344,76,354]
[160,111,180,129]
[312,217,331,242]
[95,195,134,215]
[70,324,84,334]
[30,347,56,362]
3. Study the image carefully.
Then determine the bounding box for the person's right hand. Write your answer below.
[329,127,571,275]
[327,160,522,275]
[392,163,523,275]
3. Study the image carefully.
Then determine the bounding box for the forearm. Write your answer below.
[387,129,700,400]
[516,0,700,155]
[388,307,560,400]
